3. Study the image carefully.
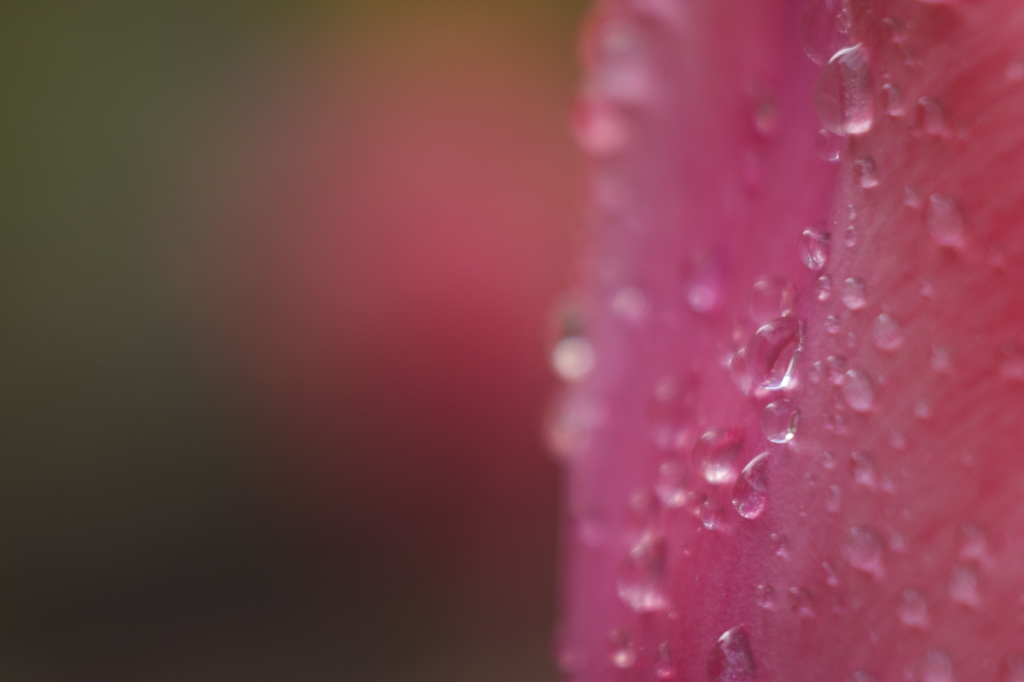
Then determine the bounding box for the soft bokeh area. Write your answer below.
[0,2,585,679]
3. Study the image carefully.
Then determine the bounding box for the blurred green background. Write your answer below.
[0,1,586,679]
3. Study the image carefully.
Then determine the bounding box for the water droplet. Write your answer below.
[926,194,966,249]
[825,314,841,335]
[842,526,886,577]
[823,561,840,586]
[611,286,650,323]
[856,157,879,188]
[745,317,803,391]
[707,627,756,682]
[750,277,796,325]
[696,428,745,485]
[789,586,817,617]
[897,588,931,629]
[950,564,981,607]
[754,584,776,610]
[873,313,904,351]
[648,375,700,449]
[889,429,908,450]
[827,355,848,385]
[959,522,989,562]
[841,277,867,310]
[842,369,876,412]
[843,223,858,248]
[905,186,922,209]
[761,400,800,443]
[921,649,955,682]
[697,495,723,530]
[815,44,875,136]
[655,642,677,680]
[732,451,771,519]
[800,228,831,270]
[686,253,727,314]
[771,532,791,559]
[816,128,843,162]
[816,275,833,302]
[656,460,689,508]
[610,631,637,669]
[931,345,952,373]
[882,82,905,116]
[850,451,877,488]
[800,0,845,65]
[729,348,754,396]
[552,336,596,381]
[917,96,948,136]
[914,400,933,420]
[821,450,837,470]
[825,484,842,513]
[617,533,669,612]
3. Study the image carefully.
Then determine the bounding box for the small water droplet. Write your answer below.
[707,627,756,682]
[926,194,967,249]
[771,532,791,559]
[897,588,931,629]
[617,533,669,612]
[732,451,771,519]
[825,484,842,513]
[889,429,908,450]
[856,157,879,188]
[827,355,848,385]
[823,561,841,586]
[750,276,796,323]
[841,277,867,310]
[761,400,800,443]
[610,631,637,669]
[816,128,843,162]
[800,228,832,270]
[914,399,933,420]
[917,96,948,136]
[882,82,905,116]
[842,369,876,412]
[745,317,803,391]
[842,526,886,577]
[905,186,922,209]
[824,314,842,335]
[873,313,904,351]
[949,564,981,607]
[656,460,689,508]
[655,642,677,680]
[815,44,875,136]
[821,450,837,470]
[853,671,879,682]
[807,360,825,384]
[921,649,955,682]
[697,495,723,530]
[789,586,817,618]
[817,275,833,302]
[959,522,989,562]
[850,451,877,488]
[755,584,776,609]
[696,428,745,485]
[552,336,596,381]
[931,344,952,373]
[572,100,630,156]
[753,96,779,136]
[729,348,754,396]
[843,223,858,248]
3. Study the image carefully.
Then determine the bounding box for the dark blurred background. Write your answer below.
[0,1,586,679]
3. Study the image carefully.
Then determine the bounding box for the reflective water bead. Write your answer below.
[617,533,669,612]
[800,228,831,270]
[872,313,904,351]
[842,369,876,412]
[696,428,745,485]
[707,627,756,682]
[856,157,879,189]
[897,588,930,629]
[842,525,886,577]
[841,277,867,310]
[926,194,967,249]
[732,451,771,519]
[761,400,800,443]
[815,128,843,162]
[815,44,875,136]
[551,336,596,381]
[920,649,955,682]
[816,275,833,302]
[750,276,796,323]
[949,564,981,607]
[745,317,804,391]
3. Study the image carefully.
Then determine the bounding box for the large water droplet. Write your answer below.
[617,533,669,612]
[750,276,796,323]
[815,44,875,136]
[897,588,930,629]
[761,400,800,443]
[873,313,904,351]
[842,369,876,412]
[842,526,886,577]
[926,194,966,249]
[732,451,771,519]
[696,428,745,485]
[841,277,867,310]
[801,0,845,65]
[707,627,756,682]
[552,336,596,381]
[745,317,803,391]
[800,228,831,270]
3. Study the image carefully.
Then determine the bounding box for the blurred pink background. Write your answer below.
[0,1,585,679]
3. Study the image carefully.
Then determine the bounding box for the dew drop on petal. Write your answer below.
[931,344,952,373]
[825,484,842,513]
[800,0,845,65]
[816,275,833,302]
[949,564,981,607]
[856,157,879,188]
[926,194,967,249]
[800,228,831,270]
[815,44,874,136]
[882,82,905,116]
[850,451,877,488]
[841,277,867,310]
[745,317,803,391]
[789,586,817,618]
[551,336,596,381]
[761,400,800,443]
[842,369,876,412]
[655,642,677,680]
[656,460,689,508]
[921,649,955,682]
[707,627,756,682]
[917,96,948,136]
[873,313,904,351]
[750,276,796,323]
[610,631,637,669]
[815,129,843,162]
[755,584,776,609]
[696,428,745,485]
[897,588,931,629]
[842,526,886,577]
[648,375,700,449]
[732,451,771,520]
[824,314,841,335]
[617,533,669,612]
